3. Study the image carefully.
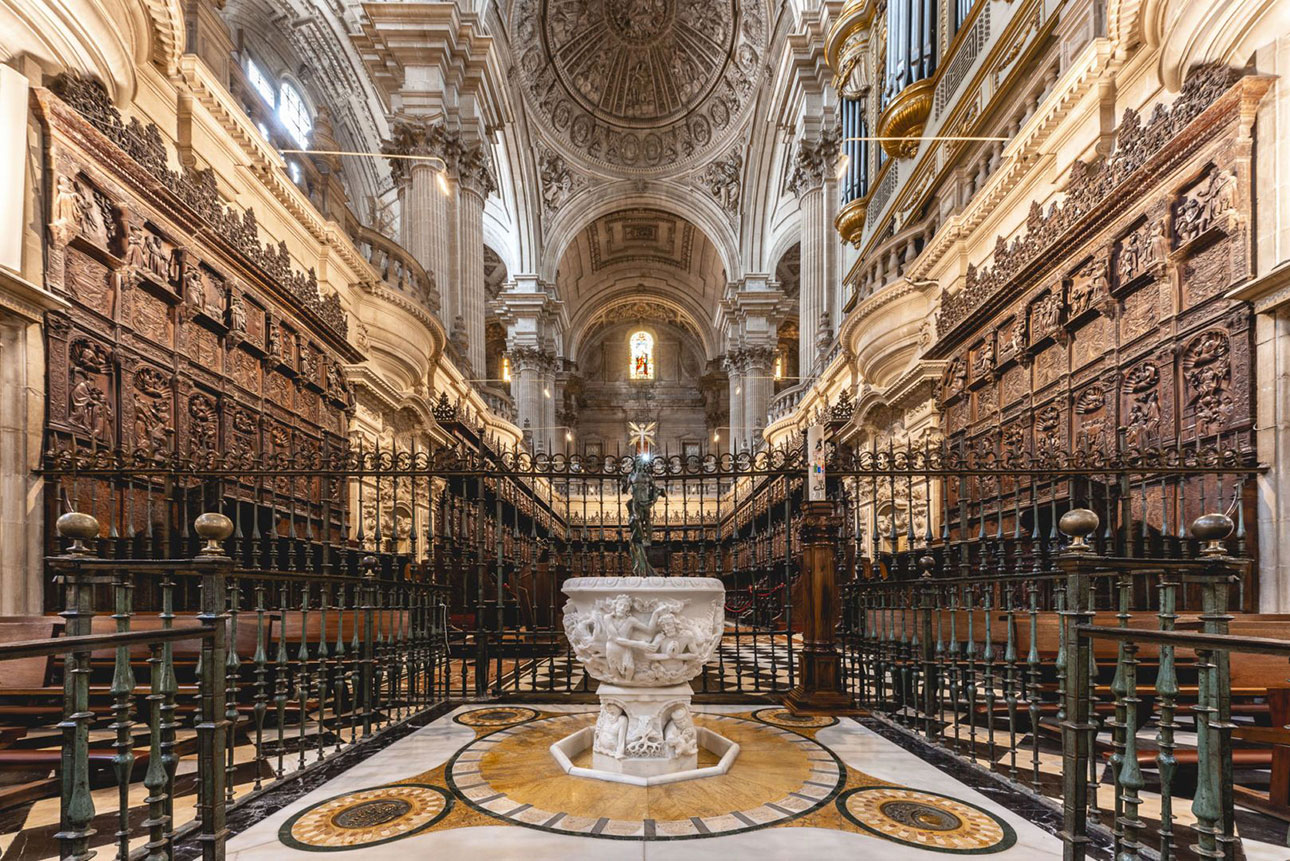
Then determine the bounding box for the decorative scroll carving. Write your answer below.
[788,126,842,196]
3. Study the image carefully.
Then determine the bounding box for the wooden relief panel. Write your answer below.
[932,67,1263,462]
[37,73,360,543]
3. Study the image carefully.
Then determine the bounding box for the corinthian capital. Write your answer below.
[788,124,842,196]
[382,118,496,196]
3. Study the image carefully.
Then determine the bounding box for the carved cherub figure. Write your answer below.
[603,595,667,681]
[664,707,698,757]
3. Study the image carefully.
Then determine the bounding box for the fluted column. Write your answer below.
[387,123,453,317]
[741,346,776,450]
[508,347,545,450]
[790,127,841,380]
[725,353,745,451]
[457,181,486,375]
[385,119,495,376]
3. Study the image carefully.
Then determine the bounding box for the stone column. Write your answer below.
[789,127,841,379]
[508,346,545,450]
[741,346,776,449]
[724,352,744,452]
[385,120,495,377]
[388,122,453,315]
[784,500,853,713]
[456,148,494,377]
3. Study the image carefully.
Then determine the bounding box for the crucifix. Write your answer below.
[627,421,657,456]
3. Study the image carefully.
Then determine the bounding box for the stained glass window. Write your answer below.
[278,82,312,150]
[630,331,654,380]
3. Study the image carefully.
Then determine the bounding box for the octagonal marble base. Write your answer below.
[549,724,740,787]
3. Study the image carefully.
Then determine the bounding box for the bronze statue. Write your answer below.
[622,455,665,576]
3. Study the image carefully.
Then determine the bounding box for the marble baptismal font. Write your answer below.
[550,459,738,785]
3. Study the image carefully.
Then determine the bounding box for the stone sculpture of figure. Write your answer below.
[663,707,698,757]
[125,231,147,268]
[622,455,665,576]
[52,175,83,242]
[615,608,701,664]
[594,703,629,759]
[145,235,168,278]
[603,594,667,681]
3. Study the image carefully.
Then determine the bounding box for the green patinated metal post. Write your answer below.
[1058,508,1099,861]
[194,512,233,860]
[54,512,100,861]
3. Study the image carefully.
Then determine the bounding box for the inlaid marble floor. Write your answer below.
[225,704,1065,859]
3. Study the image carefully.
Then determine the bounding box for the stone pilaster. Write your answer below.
[724,353,745,450]
[739,346,777,449]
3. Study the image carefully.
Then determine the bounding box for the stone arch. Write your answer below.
[540,181,741,285]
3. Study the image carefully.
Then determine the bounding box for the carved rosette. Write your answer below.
[510,0,767,175]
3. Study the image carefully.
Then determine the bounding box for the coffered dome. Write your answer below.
[510,0,766,176]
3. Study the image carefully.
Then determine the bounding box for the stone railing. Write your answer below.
[351,225,440,314]
[768,383,807,424]
[479,385,518,424]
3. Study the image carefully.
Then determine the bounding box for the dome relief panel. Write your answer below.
[511,0,766,176]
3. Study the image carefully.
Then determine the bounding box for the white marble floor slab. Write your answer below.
[226,705,1064,861]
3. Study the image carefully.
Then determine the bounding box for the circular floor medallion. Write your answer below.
[446,712,844,840]
[279,784,452,851]
[453,706,540,728]
[836,786,1016,853]
[753,708,838,729]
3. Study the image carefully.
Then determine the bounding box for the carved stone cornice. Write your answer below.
[382,118,496,196]
[788,125,842,196]
[0,268,70,323]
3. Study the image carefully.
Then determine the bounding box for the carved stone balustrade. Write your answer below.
[352,225,440,314]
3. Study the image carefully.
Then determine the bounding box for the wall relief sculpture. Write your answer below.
[1182,330,1233,434]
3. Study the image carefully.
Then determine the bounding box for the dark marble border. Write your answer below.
[174,701,456,861]
[854,716,1115,860]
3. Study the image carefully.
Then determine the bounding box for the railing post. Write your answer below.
[919,556,937,741]
[194,512,232,861]
[1058,508,1099,861]
[360,555,378,736]
[1190,513,1239,860]
[54,512,100,861]
[784,500,853,713]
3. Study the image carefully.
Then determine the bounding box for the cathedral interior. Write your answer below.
[3,0,1290,857]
